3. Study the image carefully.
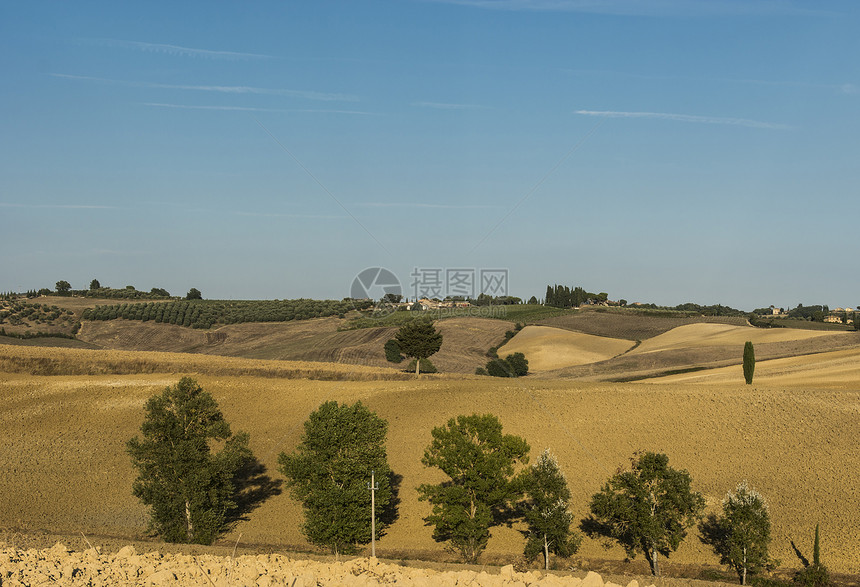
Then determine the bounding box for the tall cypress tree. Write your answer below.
[743,341,755,384]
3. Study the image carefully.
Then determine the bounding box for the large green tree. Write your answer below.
[394,318,443,375]
[55,280,71,295]
[700,481,774,585]
[582,451,705,576]
[278,401,394,556]
[418,414,530,563]
[520,449,582,570]
[127,377,253,544]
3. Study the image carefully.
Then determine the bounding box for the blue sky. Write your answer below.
[1,0,858,310]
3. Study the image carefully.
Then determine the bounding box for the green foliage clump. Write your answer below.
[700,481,774,584]
[485,352,529,377]
[792,524,831,587]
[278,401,394,556]
[582,451,705,576]
[384,338,404,363]
[520,449,582,569]
[418,414,530,563]
[126,377,255,544]
[406,358,437,373]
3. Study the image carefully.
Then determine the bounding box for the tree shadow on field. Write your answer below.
[380,472,403,530]
[227,456,283,525]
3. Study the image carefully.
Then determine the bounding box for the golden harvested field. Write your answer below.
[497,326,633,371]
[647,347,860,388]
[1,344,859,574]
[629,323,843,355]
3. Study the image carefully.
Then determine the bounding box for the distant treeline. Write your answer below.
[82,299,374,329]
[544,285,609,308]
[6,286,173,300]
[634,302,747,317]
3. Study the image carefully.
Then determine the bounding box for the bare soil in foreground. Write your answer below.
[1,343,859,578]
[0,541,686,587]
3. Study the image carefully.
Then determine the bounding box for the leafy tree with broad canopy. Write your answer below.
[582,451,704,576]
[127,377,254,544]
[700,481,774,585]
[278,401,394,556]
[186,287,203,300]
[394,318,442,375]
[520,449,582,569]
[55,280,71,294]
[418,414,530,563]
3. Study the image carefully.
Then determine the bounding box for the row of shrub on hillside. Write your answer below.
[82,299,374,329]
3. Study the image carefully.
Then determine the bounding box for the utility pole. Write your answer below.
[368,470,378,558]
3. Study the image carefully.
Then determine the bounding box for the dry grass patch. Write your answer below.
[0,343,411,381]
[498,326,633,371]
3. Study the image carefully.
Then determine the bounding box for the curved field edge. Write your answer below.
[642,347,860,388]
[1,367,858,573]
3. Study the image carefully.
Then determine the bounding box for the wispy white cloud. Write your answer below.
[142,102,375,115]
[575,109,790,130]
[357,202,501,209]
[233,211,346,219]
[422,0,825,17]
[84,38,273,60]
[0,202,117,209]
[842,83,860,95]
[50,73,358,102]
[411,101,485,110]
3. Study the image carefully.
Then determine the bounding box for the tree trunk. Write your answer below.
[652,547,659,577]
[742,546,747,585]
[185,499,194,542]
[415,358,420,375]
[544,534,550,571]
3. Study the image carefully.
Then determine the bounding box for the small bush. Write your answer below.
[486,358,513,377]
[485,353,529,377]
